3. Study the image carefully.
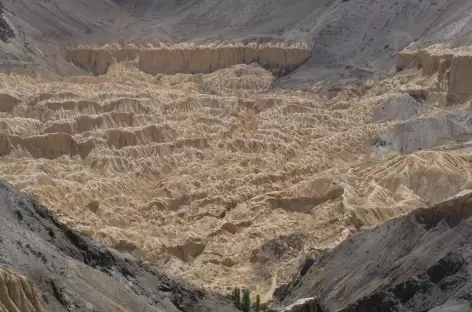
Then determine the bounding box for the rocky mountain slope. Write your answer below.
[2,0,472,82]
[0,180,238,312]
[0,1,13,42]
[276,190,472,312]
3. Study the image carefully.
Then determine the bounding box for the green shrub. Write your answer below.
[231,287,266,312]
[252,294,260,312]
[241,289,251,312]
[232,287,241,309]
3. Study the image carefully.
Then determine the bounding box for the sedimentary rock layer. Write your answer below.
[0,269,48,312]
[397,44,472,103]
[66,42,312,76]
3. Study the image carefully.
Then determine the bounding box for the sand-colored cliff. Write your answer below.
[0,269,49,312]
[397,44,472,103]
[65,42,312,76]
[1,45,472,297]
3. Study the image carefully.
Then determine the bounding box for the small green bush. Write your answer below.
[252,294,260,312]
[231,287,266,312]
[241,289,251,312]
[232,287,241,309]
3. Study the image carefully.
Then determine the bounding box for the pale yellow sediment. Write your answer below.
[0,43,470,297]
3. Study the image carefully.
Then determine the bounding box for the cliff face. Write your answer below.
[0,181,238,312]
[277,192,472,312]
[65,43,311,76]
[397,45,472,104]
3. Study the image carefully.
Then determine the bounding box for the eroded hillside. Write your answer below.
[0,180,238,312]
[66,43,311,76]
[1,43,472,298]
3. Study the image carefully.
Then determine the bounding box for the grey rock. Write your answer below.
[372,93,425,123]
[0,180,238,312]
[372,107,472,155]
[278,192,472,312]
[428,300,471,312]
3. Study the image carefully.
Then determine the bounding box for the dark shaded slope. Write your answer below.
[0,181,238,312]
[277,192,472,312]
[0,0,13,42]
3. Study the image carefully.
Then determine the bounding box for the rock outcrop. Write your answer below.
[397,45,472,104]
[372,106,472,155]
[0,180,238,312]
[0,1,14,42]
[371,93,425,123]
[66,43,312,76]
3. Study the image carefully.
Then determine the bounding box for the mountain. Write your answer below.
[0,180,238,312]
[276,192,472,312]
[2,0,472,82]
[1,0,472,310]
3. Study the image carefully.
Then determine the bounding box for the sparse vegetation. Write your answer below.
[253,294,260,312]
[231,288,262,312]
[232,286,241,309]
[242,288,251,312]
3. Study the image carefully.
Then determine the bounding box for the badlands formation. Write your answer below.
[0,268,48,312]
[3,0,472,311]
[3,42,472,299]
[66,43,312,76]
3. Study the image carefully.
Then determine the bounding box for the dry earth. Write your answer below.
[2,43,472,299]
[3,0,472,308]
[0,268,49,312]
